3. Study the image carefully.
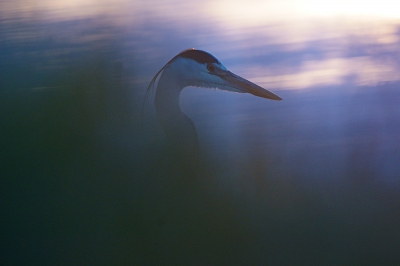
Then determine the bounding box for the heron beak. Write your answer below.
[217,69,282,101]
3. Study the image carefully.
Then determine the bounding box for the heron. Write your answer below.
[144,48,282,153]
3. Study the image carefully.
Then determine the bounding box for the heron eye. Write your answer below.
[207,64,215,72]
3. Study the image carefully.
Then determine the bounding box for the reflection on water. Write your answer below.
[2,1,400,265]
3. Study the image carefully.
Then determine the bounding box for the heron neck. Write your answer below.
[154,70,198,152]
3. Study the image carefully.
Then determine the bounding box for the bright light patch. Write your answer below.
[207,0,400,27]
[246,57,400,90]
[303,0,400,19]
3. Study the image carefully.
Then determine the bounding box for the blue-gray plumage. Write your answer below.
[144,48,282,152]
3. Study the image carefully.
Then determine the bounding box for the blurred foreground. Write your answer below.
[2,8,400,266]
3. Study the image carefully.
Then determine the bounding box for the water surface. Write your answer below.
[2,1,400,264]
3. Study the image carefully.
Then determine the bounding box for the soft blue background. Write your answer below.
[1,1,400,265]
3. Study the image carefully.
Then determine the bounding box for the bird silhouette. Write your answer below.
[144,48,282,153]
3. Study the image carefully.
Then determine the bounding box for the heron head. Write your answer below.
[170,48,282,101]
[145,48,282,107]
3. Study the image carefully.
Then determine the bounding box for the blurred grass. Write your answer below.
[2,15,400,266]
